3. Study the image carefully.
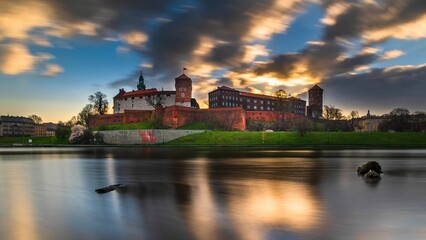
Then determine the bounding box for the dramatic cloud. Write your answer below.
[1,0,426,113]
[322,64,426,113]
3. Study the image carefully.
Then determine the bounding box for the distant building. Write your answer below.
[208,86,306,115]
[0,116,35,137]
[354,111,387,132]
[34,123,56,137]
[113,72,198,113]
[306,84,323,118]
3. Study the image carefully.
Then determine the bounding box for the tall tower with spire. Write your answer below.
[137,71,146,90]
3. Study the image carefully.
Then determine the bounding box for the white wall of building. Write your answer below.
[114,94,176,113]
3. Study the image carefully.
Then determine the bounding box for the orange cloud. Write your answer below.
[380,50,405,60]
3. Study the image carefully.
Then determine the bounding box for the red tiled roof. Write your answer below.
[175,73,191,80]
[122,88,158,97]
[310,84,323,90]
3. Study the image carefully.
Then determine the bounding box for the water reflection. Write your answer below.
[1,148,426,239]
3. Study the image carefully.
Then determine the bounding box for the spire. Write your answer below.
[137,70,146,90]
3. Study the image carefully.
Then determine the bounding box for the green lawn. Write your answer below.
[167,131,426,146]
[0,136,68,145]
[177,122,211,130]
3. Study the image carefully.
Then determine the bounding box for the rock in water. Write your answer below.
[364,170,381,179]
[357,161,382,175]
[95,184,126,194]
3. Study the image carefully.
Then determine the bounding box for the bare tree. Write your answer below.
[28,114,43,124]
[145,94,164,109]
[89,91,109,115]
[323,105,344,120]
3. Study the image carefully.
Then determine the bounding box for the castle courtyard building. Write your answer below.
[208,86,306,115]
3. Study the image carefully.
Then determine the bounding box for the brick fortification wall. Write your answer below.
[88,110,152,127]
[90,106,247,130]
[246,111,304,122]
[89,106,305,131]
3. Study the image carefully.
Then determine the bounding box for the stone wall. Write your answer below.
[98,129,207,144]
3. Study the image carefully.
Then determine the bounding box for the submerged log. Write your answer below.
[95,184,126,194]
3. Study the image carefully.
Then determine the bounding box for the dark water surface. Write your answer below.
[1,147,426,240]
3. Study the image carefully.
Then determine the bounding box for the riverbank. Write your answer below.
[1,131,426,148]
[167,131,426,146]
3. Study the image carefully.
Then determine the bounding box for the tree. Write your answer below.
[379,107,411,132]
[348,110,359,131]
[28,114,43,124]
[89,91,109,115]
[273,89,288,98]
[78,104,95,126]
[55,123,71,141]
[145,94,164,109]
[66,116,78,126]
[323,105,344,120]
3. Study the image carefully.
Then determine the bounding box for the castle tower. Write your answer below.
[307,84,323,118]
[137,71,146,90]
[174,73,192,107]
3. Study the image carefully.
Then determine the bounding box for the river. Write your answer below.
[1,147,426,240]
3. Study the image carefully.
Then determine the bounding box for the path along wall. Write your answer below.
[98,129,207,145]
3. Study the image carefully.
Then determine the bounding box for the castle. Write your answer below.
[113,72,197,113]
[89,72,323,130]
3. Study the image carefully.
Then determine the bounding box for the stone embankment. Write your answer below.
[98,129,207,145]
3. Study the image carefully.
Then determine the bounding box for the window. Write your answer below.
[181,93,185,97]
[254,106,257,110]
[254,100,257,103]
[184,87,187,91]
[261,100,263,104]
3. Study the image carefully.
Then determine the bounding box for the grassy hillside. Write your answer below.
[167,131,426,146]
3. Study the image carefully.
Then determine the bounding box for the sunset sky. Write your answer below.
[1,0,426,122]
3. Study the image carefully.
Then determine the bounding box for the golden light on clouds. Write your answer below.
[380,49,405,60]
[193,37,215,56]
[0,1,52,40]
[242,44,269,63]
[363,15,426,42]
[321,2,351,25]
[359,47,380,55]
[246,0,304,41]
[0,43,37,75]
[120,31,148,47]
